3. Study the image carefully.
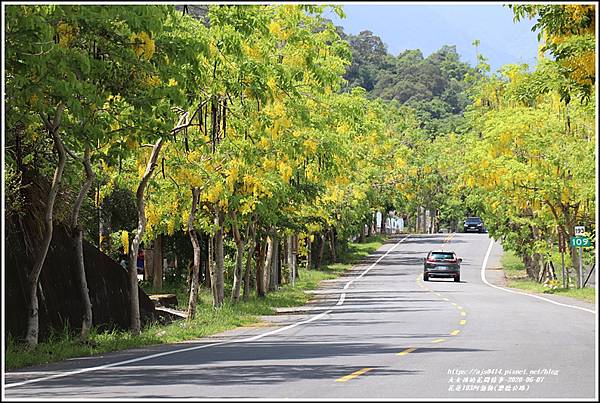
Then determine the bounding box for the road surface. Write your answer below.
[4,233,597,400]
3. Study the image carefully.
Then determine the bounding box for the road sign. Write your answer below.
[574,226,585,235]
[570,236,591,247]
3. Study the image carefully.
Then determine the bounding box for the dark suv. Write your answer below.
[423,250,462,282]
[463,216,485,233]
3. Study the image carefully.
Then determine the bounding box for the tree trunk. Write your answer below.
[145,246,154,284]
[202,232,211,289]
[129,137,164,336]
[187,187,201,319]
[306,235,312,270]
[415,208,420,233]
[98,182,112,254]
[256,236,266,298]
[525,226,543,280]
[264,235,274,292]
[212,207,225,307]
[317,233,325,268]
[208,234,216,303]
[242,218,256,301]
[230,211,246,302]
[25,104,66,349]
[329,228,336,263]
[286,235,293,282]
[292,233,298,283]
[269,234,279,291]
[278,240,283,285]
[380,210,387,234]
[152,234,163,290]
[70,146,95,341]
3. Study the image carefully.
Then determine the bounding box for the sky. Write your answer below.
[325,3,541,73]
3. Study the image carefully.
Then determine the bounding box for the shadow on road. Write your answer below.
[6,338,493,394]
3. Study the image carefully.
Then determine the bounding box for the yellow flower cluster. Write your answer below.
[121,230,129,254]
[57,22,77,48]
[130,32,155,59]
[278,161,292,182]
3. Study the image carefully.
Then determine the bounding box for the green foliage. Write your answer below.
[509,4,595,99]
[4,163,25,221]
[343,35,479,138]
[6,4,595,357]
[6,236,385,370]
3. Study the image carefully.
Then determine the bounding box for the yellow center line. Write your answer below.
[460,311,466,316]
[335,367,373,382]
[459,319,467,325]
[451,302,458,306]
[431,338,446,343]
[397,347,417,356]
[456,306,463,310]
[442,298,450,301]
[450,330,460,336]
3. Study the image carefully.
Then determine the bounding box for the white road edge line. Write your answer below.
[5,310,332,389]
[338,234,411,305]
[6,234,411,389]
[480,238,595,314]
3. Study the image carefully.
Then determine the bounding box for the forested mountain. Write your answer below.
[340,29,479,135]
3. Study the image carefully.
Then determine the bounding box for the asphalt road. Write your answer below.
[4,233,597,400]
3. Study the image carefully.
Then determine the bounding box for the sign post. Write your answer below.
[578,246,584,288]
[573,226,585,289]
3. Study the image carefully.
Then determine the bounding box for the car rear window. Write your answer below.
[430,252,455,260]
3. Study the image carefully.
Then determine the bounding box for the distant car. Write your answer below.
[464,216,485,233]
[423,250,462,282]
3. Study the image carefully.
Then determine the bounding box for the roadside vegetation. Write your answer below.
[501,250,595,303]
[4,3,595,365]
[5,236,386,370]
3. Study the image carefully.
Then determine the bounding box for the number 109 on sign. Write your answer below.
[570,236,591,247]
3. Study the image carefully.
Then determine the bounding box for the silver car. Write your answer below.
[423,250,462,282]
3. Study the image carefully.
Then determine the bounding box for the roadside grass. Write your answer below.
[5,235,388,371]
[500,250,596,304]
